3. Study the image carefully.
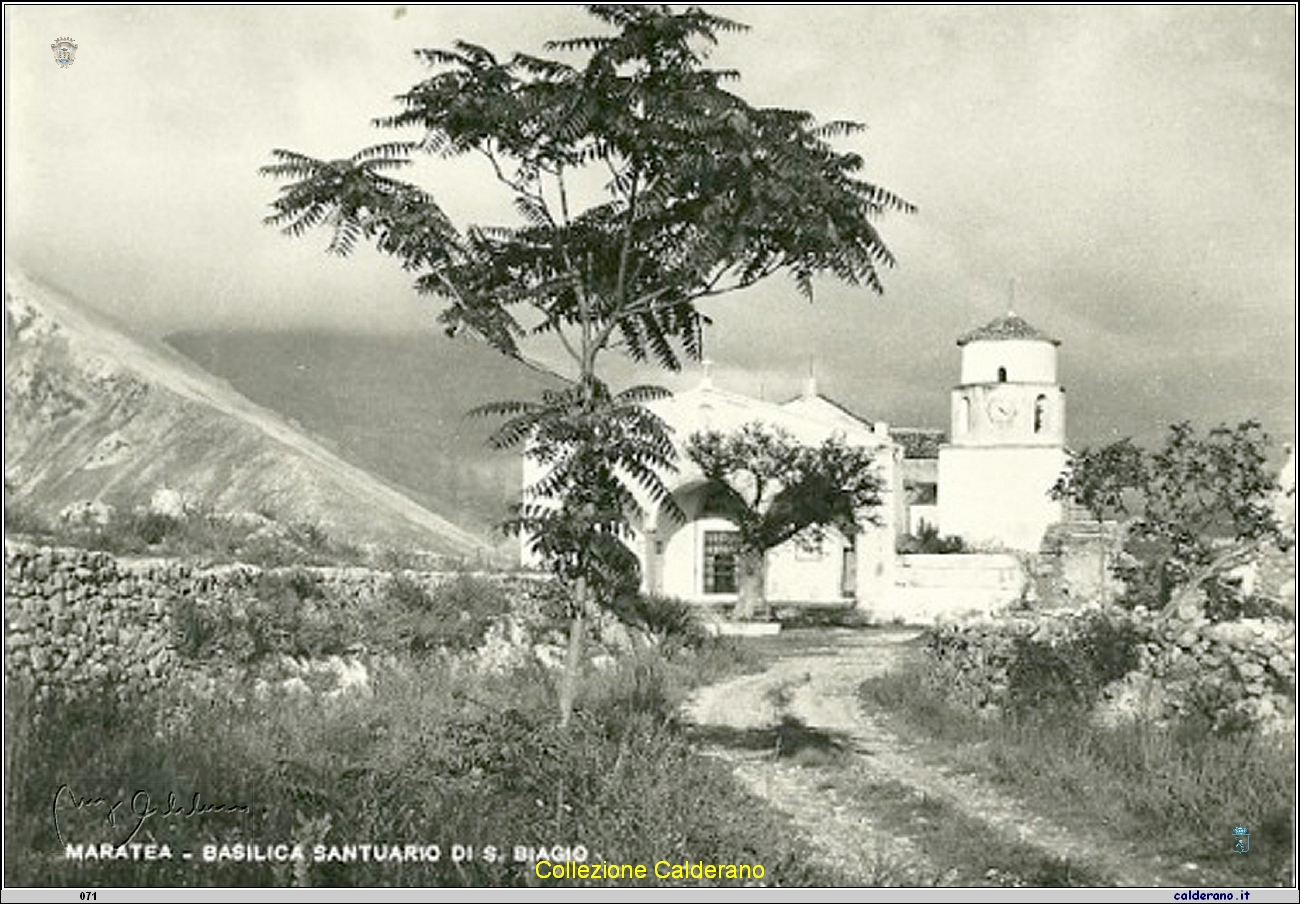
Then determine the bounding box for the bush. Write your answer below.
[1004,613,1142,716]
[925,609,1145,719]
[11,502,368,568]
[921,606,1296,739]
[130,510,180,546]
[3,499,51,537]
[385,573,514,654]
[897,523,966,555]
[861,661,1296,886]
[608,593,708,650]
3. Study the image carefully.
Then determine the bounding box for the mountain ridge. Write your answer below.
[164,327,563,541]
[3,269,493,558]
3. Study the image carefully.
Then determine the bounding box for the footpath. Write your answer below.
[685,628,1175,887]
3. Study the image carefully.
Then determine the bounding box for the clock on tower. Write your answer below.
[986,392,1019,427]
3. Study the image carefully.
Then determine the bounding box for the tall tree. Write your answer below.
[1052,421,1290,617]
[261,5,911,725]
[1050,437,1146,604]
[685,422,884,619]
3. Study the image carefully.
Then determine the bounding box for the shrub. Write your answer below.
[3,498,51,537]
[11,502,369,568]
[245,568,350,659]
[925,609,1145,719]
[385,573,514,655]
[131,510,180,546]
[609,593,708,650]
[860,660,1296,887]
[921,606,1295,738]
[1004,612,1142,717]
[897,523,966,554]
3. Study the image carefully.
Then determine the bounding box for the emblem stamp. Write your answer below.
[1232,824,1250,854]
[51,37,78,68]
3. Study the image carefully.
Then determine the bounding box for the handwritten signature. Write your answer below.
[53,785,252,848]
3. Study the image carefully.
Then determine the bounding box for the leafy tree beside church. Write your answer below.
[1052,420,1291,618]
[686,422,884,620]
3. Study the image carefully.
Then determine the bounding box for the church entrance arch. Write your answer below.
[647,479,745,601]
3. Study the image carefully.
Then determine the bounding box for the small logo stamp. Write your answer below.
[51,37,78,68]
[1232,824,1250,854]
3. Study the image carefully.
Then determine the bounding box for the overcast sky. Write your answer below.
[6,5,1296,449]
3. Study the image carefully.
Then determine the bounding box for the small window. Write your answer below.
[958,396,970,434]
[703,530,739,594]
[1034,394,1047,433]
[997,366,1008,383]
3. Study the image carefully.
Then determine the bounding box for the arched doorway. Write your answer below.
[647,479,744,600]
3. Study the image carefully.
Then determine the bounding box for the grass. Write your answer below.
[5,637,832,888]
[859,645,1296,887]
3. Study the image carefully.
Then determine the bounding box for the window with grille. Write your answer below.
[703,530,740,594]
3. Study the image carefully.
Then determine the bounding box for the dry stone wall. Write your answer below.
[3,541,555,703]
[6,544,177,702]
[924,604,1296,740]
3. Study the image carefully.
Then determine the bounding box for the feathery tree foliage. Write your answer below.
[261,5,911,725]
[686,422,884,619]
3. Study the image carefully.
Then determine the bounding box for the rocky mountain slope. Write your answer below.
[3,270,491,558]
[166,329,559,540]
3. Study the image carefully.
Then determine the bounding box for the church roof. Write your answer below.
[780,392,874,430]
[956,313,1060,346]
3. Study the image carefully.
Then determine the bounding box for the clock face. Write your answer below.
[987,395,1018,424]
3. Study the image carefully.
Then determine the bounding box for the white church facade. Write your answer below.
[639,376,906,606]
[522,313,1069,613]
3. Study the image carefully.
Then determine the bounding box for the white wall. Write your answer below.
[960,339,1057,384]
[867,552,1026,623]
[937,445,1067,552]
[766,527,852,604]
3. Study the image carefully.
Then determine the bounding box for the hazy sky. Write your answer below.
[6,5,1296,448]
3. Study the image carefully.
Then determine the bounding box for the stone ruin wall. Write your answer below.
[3,540,547,702]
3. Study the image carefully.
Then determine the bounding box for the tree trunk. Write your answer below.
[1097,516,1109,606]
[1160,541,1259,620]
[734,548,767,621]
[558,576,586,729]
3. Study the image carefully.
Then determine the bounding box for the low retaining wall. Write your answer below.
[865,553,1026,624]
[3,540,551,702]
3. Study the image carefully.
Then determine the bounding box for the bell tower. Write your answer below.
[938,313,1067,551]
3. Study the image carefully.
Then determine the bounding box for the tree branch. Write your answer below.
[615,166,639,306]
[480,145,554,224]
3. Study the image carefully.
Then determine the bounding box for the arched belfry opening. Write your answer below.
[1034,394,1047,433]
[997,366,1007,383]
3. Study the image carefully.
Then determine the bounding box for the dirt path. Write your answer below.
[685,628,1178,887]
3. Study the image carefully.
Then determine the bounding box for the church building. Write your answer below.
[521,313,1069,611]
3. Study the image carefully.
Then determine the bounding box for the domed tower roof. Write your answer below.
[957,312,1060,347]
